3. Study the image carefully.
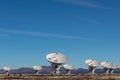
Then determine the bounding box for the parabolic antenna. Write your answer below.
[111,64,117,69]
[101,62,112,68]
[101,62,117,74]
[101,62,111,74]
[3,67,12,75]
[64,64,74,74]
[85,59,93,65]
[85,59,100,74]
[46,52,67,64]
[46,52,68,74]
[33,65,42,75]
[101,62,108,67]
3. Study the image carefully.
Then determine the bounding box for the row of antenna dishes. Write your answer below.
[85,59,117,74]
[46,52,118,75]
[1,52,68,75]
[2,65,73,75]
[2,66,42,75]
[1,52,118,75]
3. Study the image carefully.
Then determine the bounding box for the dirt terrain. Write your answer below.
[0,74,120,80]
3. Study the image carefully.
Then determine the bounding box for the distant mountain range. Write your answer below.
[0,66,120,74]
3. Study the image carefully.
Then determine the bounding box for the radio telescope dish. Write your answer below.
[46,52,68,74]
[3,67,12,75]
[64,64,74,74]
[33,65,42,75]
[85,59,93,65]
[101,62,117,74]
[85,59,100,74]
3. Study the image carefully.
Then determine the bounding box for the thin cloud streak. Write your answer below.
[0,29,92,40]
[0,34,10,36]
[69,14,101,25]
[54,0,109,9]
[83,17,100,25]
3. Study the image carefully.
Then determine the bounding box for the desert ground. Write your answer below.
[0,74,120,80]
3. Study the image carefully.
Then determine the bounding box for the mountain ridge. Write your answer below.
[0,66,120,74]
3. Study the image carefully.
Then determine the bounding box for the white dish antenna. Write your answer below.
[46,52,68,74]
[33,65,42,71]
[64,64,74,74]
[85,59,100,67]
[85,59,100,74]
[111,64,117,69]
[85,59,93,65]
[101,62,108,67]
[46,52,67,64]
[101,62,111,68]
[3,67,12,75]
[33,65,42,75]
[3,67,12,71]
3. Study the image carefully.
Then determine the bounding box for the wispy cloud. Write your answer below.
[0,28,92,40]
[82,17,101,25]
[0,34,10,38]
[82,17,104,26]
[0,34,10,36]
[69,14,101,25]
[53,0,109,9]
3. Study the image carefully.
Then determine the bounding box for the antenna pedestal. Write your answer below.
[91,68,95,74]
[5,71,10,76]
[111,69,114,74]
[35,70,40,75]
[67,70,71,74]
[89,66,96,74]
[106,69,110,74]
[52,64,60,74]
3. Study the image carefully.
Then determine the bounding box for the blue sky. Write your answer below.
[0,0,120,69]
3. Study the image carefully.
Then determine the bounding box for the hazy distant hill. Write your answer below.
[0,66,120,74]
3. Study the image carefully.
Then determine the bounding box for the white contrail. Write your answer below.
[0,34,10,36]
[69,14,101,25]
[53,0,109,9]
[0,28,92,40]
